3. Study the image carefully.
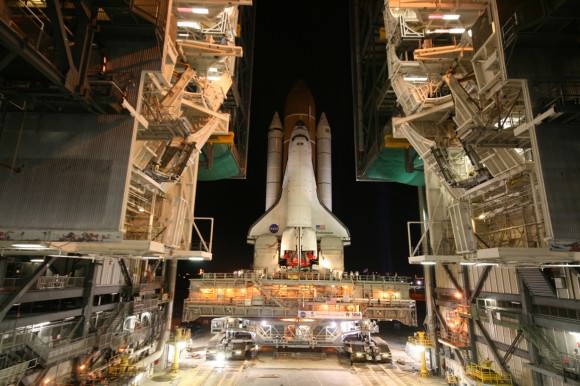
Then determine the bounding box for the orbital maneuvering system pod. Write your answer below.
[247,81,350,274]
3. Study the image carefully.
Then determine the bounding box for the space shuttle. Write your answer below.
[247,81,350,273]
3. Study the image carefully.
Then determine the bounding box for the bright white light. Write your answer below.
[468,29,473,37]
[30,258,45,263]
[12,243,47,249]
[409,343,425,355]
[427,28,465,34]
[329,321,337,328]
[208,67,218,72]
[421,261,436,265]
[478,213,486,220]
[261,320,269,326]
[177,7,209,14]
[177,21,201,29]
[207,75,220,81]
[460,262,476,266]
[428,14,460,20]
[427,29,448,34]
[189,257,204,261]
[320,258,332,269]
[541,263,580,268]
[403,76,428,82]
[416,280,422,286]
[216,352,226,362]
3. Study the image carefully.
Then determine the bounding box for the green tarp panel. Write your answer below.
[365,148,424,186]
[197,144,241,181]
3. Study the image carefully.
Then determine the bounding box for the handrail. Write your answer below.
[198,271,413,283]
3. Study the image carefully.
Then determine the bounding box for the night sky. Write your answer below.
[178,0,421,282]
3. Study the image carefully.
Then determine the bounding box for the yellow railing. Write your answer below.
[408,331,433,347]
[465,362,512,385]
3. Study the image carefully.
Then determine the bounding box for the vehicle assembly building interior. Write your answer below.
[1,0,580,385]
[352,0,580,385]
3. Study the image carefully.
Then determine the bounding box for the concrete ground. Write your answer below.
[142,322,447,386]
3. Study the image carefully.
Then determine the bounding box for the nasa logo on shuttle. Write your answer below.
[299,311,306,318]
[269,224,279,233]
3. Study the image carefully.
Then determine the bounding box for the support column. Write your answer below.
[0,257,7,283]
[166,259,177,330]
[159,258,178,369]
[463,266,477,364]
[419,186,440,373]
[81,261,97,336]
[519,274,544,385]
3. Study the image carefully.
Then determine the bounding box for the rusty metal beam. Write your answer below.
[71,1,96,97]
[46,0,80,92]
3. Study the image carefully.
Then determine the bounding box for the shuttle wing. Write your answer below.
[247,189,349,243]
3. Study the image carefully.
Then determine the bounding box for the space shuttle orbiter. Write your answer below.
[247,81,350,273]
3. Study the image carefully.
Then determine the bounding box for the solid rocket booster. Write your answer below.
[316,113,332,210]
[265,113,283,210]
[248,81,350,273]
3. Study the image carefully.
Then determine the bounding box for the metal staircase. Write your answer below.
[517,268,556,297]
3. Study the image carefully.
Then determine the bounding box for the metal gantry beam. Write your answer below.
[45,0,80,92]
[70,0,96,96]
[118,258,133,288]
[0,52,17,71]
[475,319,512,377]
[462,265,478,365]
[503,329,524,365]
[81,262,97,336]
[470,266,492,303]
[0,20,66,91]
[442,264,464,294]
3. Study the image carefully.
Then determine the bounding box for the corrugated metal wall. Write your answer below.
[536,123,580,241]
[0,113,134,233]
[469,266,520,294]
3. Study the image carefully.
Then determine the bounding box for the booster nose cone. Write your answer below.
[316,113,331,139]
[269,112,283,131]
